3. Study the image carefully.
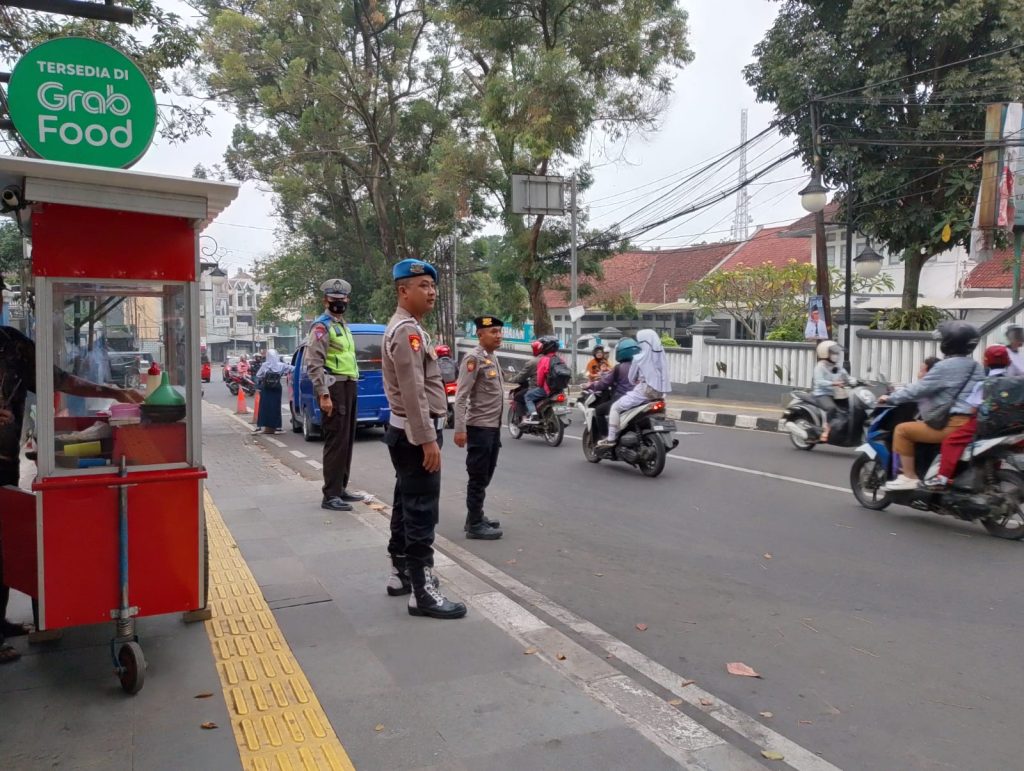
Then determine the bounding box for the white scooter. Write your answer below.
[577,390,678,477]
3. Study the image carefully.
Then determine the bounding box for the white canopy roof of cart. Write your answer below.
[0,154,239,230]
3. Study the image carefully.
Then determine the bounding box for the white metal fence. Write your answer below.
[705,340,815,388]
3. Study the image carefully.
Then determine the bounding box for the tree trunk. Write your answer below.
[528,277,553,336]
[902,250,924,309]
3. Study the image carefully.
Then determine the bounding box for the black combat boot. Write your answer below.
[407,566,466,619]
[463,514,500,531]
[386,555,439,597]
[465,520,503,540]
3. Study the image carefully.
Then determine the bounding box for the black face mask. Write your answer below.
[328,300,348,315]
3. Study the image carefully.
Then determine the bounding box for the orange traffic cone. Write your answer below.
[251,391,261,423]
[236,387,249,414]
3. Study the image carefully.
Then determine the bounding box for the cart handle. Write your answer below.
[33,467,207,492]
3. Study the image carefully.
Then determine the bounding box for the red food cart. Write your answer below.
[0,155,238,692]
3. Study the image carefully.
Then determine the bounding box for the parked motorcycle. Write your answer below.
[445,381,457,429]
[850,402,1024,539]
[225,370,257,397]
[783,379,882,451]
[507,382,570,446]
[577,390,678,477]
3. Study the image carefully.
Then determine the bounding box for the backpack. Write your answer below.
[976,375,1024,439]
[262,370,282,389]
[545,356,572,392]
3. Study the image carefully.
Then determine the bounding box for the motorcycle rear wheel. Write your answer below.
[981,468,1024,540]
[507,406,523,440]
[850,454,891,510]
[542,412,564,447]
[638,436,666,478]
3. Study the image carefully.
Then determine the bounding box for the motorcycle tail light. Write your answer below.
[556,393,566,403]
[445,382,457,395]
[650,400,665,412]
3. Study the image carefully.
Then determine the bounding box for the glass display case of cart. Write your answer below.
[39,280,193,475]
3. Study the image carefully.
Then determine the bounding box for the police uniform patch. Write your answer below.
[486,369,497,378]
[409,334,422,351]
[313,324,327,341]
[467,359,476,373]
[410,262,425,274]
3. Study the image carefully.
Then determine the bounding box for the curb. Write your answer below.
[678,409,785,433]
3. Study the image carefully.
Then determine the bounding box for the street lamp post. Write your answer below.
[800,166,883,372]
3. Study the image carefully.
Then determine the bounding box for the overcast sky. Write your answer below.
[130,1,806,272]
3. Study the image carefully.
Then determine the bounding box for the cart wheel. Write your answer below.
[117,641,146,695]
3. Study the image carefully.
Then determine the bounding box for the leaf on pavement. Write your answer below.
[699,698,713,707]
[194,692,214,699]
[505,559,517,565]
[799,720,813,725]
[593,572,605,577]
[726,662,761,678]
[374,724,385,732]
[200,722,218,730]
[763,553,773,559]
[761,750,785,761]
[556,653,567,661]
[680,679,695,688]
[759,711,773,718]
[668,698,683,706]
[523,647,538,655]
[635,623,648,631]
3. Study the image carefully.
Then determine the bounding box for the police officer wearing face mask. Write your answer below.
[305,278,362,511]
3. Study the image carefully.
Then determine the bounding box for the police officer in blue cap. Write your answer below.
[381,258,466,620]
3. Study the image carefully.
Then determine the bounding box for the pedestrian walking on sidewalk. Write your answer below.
[254,349,291,434]
[305,278,363,512]
[382,259,466,620]
[453,317,505,541]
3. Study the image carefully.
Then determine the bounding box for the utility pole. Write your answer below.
[570,173,579,379]
[810,100,833,335]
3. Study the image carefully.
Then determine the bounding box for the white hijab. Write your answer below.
[258,349,290,377]
[630,329,672,394]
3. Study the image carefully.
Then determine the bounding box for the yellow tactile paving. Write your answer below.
[203,491,357,771]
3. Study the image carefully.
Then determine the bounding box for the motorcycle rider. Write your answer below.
[1004,324,1024,375]
[597,329,670,448]
[925,345,1011,490]
[435,344,458,385]
[523,336,560,424]
[583,337,639,438]
[585,345,611,382]
[511,340,543,415]
[811,340,852,443]
[878,321,983,491]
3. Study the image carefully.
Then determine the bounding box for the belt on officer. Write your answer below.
[390,413,446,430]
[325,373,353,383]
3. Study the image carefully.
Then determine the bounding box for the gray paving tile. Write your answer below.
[272,599,358,651]
[233,535,296,560]
[283,527,381,556]
[290,635,398,700]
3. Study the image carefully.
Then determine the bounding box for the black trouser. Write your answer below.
[593,396,616,437]
[0,460,17,645]
[465,426,501,525]
[385,427,442,571]
[322,379,358,499]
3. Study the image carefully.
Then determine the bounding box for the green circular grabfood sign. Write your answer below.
[7,37,157,168]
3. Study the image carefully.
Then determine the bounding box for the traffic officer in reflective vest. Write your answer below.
[305,278,362,512]
[382,259,466,620]
[453,316,505,540]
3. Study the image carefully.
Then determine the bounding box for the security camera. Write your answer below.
[0,185,23,213]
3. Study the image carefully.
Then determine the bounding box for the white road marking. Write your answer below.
[289,450,306,458]
[563,434,849,493]
[265,438,287,448]
[306,459,323,470]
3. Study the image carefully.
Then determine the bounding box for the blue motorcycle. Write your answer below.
[850,402,1024,539]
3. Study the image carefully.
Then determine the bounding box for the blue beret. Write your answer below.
[392,258,438,283]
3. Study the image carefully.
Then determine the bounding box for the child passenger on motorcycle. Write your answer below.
[596,329,671,448]
[811,341,852,443]
[925,345,1010,490]
[582,337,639,437]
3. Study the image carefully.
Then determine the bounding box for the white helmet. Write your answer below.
[816,340,842,360]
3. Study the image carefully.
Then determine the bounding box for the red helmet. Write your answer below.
[531,340,544,356]
[984,344,1010,369]
[435,344,451,358]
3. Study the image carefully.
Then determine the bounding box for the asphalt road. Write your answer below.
[204,382,1024,770]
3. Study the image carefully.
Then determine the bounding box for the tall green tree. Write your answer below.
[0,2,208,142]
[444,0,693,333]
[745,0,1024,309]
[0,220,21,275]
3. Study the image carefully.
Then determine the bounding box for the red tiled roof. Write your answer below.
[544,242,741,308]
[965,248,1016,289]
[717,225,812,271]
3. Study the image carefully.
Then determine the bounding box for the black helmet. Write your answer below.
[540,336,559,354]
[592,345,605,355]
[934,320,979,357]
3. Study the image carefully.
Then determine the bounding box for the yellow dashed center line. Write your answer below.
[203,491,356,771]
